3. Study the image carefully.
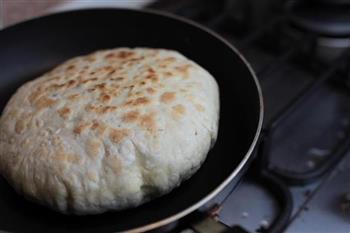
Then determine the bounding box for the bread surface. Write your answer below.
[0,48,219,214]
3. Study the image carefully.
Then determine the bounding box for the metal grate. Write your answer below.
[148,0,350,232]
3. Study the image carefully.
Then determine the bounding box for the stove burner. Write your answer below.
[288,1,350,37]
[145,0,350,232]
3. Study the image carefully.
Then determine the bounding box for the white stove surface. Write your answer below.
[214,152,350,233]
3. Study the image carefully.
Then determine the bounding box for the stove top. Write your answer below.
[146,0,350,232]
[3,0,350,232]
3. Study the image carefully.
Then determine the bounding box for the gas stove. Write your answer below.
[2,0,350,232]
[145,0,350,232]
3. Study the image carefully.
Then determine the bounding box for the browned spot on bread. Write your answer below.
[164,57,176,62]
[104,66,114,71]
[73,121,91,135]
[107,69,116,76]
[57,107,71,119]
[175,64,192,79]
[172,104,186,119]
[92,66,112,77]
[99,94,111,103]
[47,83,66,91]
[195,104,205,112]
[124,100,133,106]
[110,83,120,89]
[81,77,98,84]
[55,151,67,162]
[159,57,176,68]
[91,120,107,135]
[67,154,82,164]
[95,83,107,91]
[15,120,26,134]
[33,96,57,109]
[79,67,88,74]
[105,51,134,60]
[124,97,150,107]
[67,93,81,101]
[105,53,117,59]
[66,65,75,71]
[160,92,176,103]
[87,88,96,92]
[122,111,140,123]
[66,80,77,88]
[109,77,124,82]
[177,64,192,72]
[56,151,82,164]
[139,112,156,132]
[86,138,102,159]
[164,71,173,77]
[101,106,117,114]
[28,89,44,103]
[91,120,99,130]
[128,57,145,62]
[133,97,150,106]
[85,104,94,112]
[118,51,134,59]
[85,104,117,114]
[146,87,156,94]
[148,68,155,73]
[85,55,96,62]
[109,128,130,143]
[106,89,119,97]
[145,74,159,82]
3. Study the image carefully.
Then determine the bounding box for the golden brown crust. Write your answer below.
[122,111,140,123]
[109,128,130,143]
[160,92,176,103]
[58,106,71,119]
[172,104,186,119]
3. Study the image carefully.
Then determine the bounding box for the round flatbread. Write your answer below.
[0,48,219,214]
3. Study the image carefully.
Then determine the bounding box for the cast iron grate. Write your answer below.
[148,0,350,232]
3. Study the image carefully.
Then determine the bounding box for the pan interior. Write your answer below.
[0,9,261,232]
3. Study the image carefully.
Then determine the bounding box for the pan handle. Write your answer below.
[189,215,249,233]
[180,206,250,233]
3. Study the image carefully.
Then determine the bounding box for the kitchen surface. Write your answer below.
[2,0,350,232]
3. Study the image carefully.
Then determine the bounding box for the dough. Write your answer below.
[0,48,219,214]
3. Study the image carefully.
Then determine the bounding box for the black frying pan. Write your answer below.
[0,9,263,233]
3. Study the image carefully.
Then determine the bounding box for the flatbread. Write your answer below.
[0,48,219,214]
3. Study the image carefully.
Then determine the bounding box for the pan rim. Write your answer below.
[0,7,264,233]
[122,8,264,233]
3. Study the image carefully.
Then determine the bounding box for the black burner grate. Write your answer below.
[148,0,350,232]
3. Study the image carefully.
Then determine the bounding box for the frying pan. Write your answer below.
[0,9,263,232]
